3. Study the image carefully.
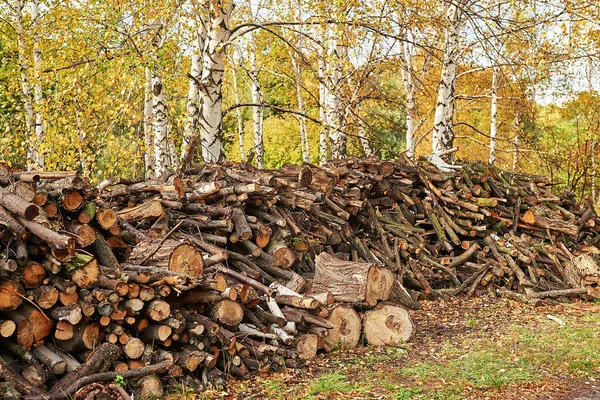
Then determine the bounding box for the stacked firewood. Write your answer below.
[0,155,599,398]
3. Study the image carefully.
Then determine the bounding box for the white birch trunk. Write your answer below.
[180,53,201,170]
[31,0,44,169]
[512,112,520,172]
[151,74,170,177]
[247,2,264,169]
[143,67,155,179]
[231,64,245,162]
[489,66,499,165]
[326,39,346,160]
[290,0,309,163]
[198,0,231,163]
[168,126,177,171]
[400,36,416,158]
[14,0,36,170]
[592,139,596,203]
[432,1,461,160]
[358,123,373,157]
[291,50,309,163]
[318,55,328,165]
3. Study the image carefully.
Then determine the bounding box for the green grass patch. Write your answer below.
[308,373,371,397]
[398,314,600,397]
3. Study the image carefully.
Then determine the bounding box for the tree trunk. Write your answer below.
[14,0,36,170]
[357,105,372,157]
[489,66,499,165]
[512,111,520,171]
[31,0,44,169]
[432,1,461,160]
[291,37,310,162]
[151,74,171,177]
[180,52,201,171]
[144,67,155,180]
[247,1,265,169]
[326,38,346,160]
[400,36,416,158]
[231,55,245,162]
[198,1,231,163]
[318,48,328,165]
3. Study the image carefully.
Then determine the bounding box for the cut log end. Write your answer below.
[363,303,413,346]
[324,304,361,352]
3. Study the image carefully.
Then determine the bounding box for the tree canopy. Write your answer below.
[1,0,599,198]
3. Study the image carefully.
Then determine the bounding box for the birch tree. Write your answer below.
[180,47,202,170]
[151,74,171,177]
[143,67,155,179]
[431,0,462,165]
[198,0,232,163]
[31,0,44,168]
[14,0,36,170]
[246,0,265,168]
[230,52,245,162]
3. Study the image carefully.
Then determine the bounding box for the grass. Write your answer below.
[398,313,600,397]
[225,303,600,400]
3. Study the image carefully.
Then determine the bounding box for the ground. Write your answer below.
[185,296,600,400]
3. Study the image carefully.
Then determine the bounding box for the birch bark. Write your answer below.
[151,74,171,177]
[14,0,36,170]
[198,0,232,163]
[489,66,499,165]
[247,0,264,169]
[431,1,461,160]
[31,0,44,168]
[180,51,201,170]
[143,67,155,179]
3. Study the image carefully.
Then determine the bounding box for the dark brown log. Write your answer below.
[50,343,122,394]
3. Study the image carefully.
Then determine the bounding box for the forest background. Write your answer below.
[1,0,599,201]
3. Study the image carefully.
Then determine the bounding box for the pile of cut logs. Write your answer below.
[0,155,599,399]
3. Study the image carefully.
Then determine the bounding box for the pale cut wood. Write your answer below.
[363,302,413,346]
[323,304,361,352]
[312,252,393,306]
[117,200,163,222]
[564,254,600,291]
[128,240,204,277]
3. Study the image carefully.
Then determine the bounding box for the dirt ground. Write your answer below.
[210,296,600,400]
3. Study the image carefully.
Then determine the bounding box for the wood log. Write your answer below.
[51,343,122,394]
[0,188,39,220]
[212,299,244,326]
[563,254,600,297]
[5,310,34,349]
[323,304,361,351]
[56,322,99,353]
[311,253,393,306]
[0,320,16,338]
[363,302,413,346]
[116,200,163,222]
[64,253,100,289]
[143,300,171,322]
[128,240,204,277]
[32,345,67,375]
[65,222,95,247]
